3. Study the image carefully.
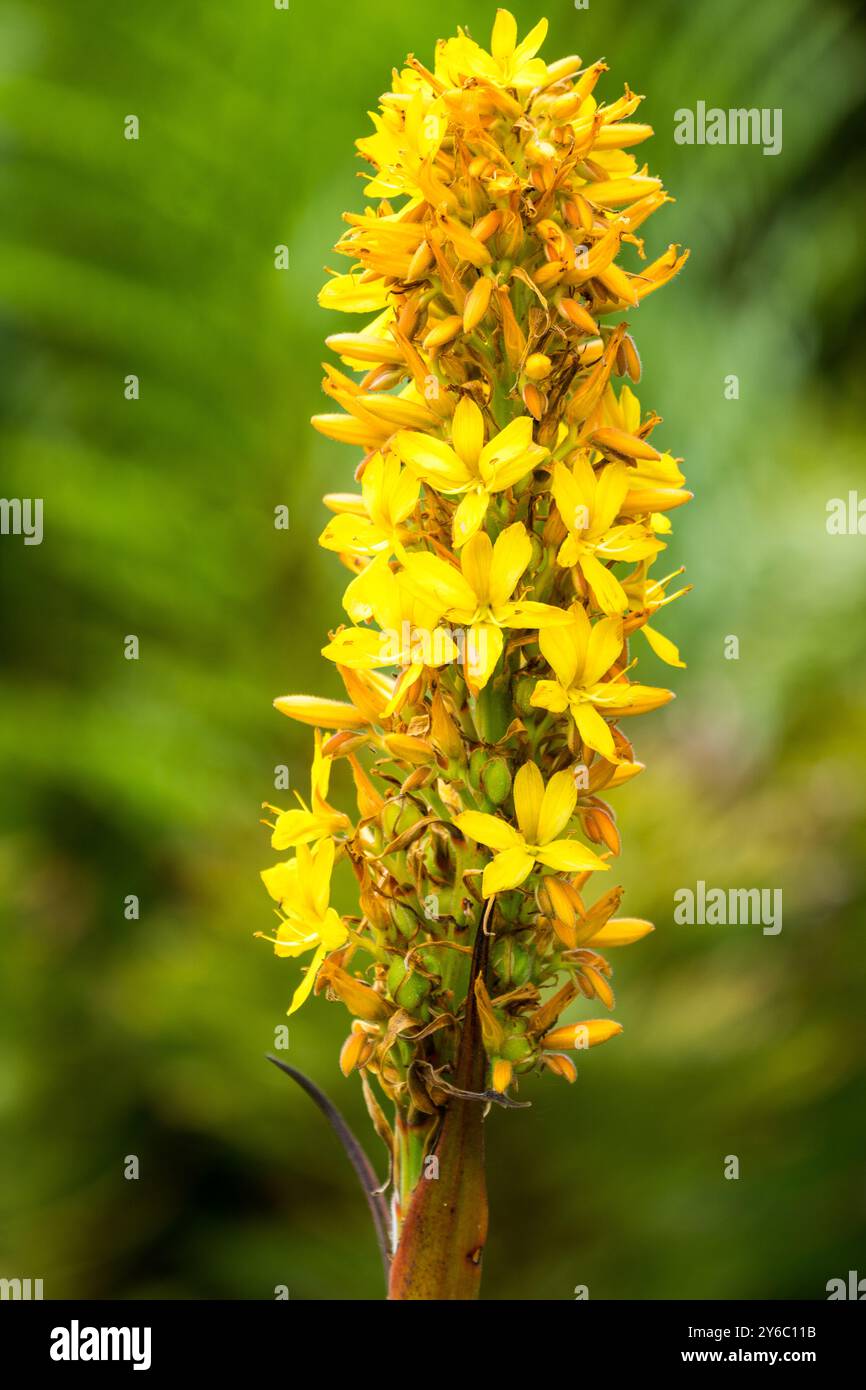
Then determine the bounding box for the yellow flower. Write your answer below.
[394,397,548,548]
[323,555,459,714]
[269,731,350,851]
[259,839,348,1015]
[551,454,663,615]
[318,452,418,562]
[435,11,549,94]
[530,605,673,761]
[401,522,569,690]
[456,760,609,896]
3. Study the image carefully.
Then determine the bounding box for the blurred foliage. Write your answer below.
[1,0,865,1300]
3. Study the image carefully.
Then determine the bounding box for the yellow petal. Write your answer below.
[535,839,609,873]
[539,605,589,687]
[529,678,569,713]
[497,599,573,629]
[513,16,548,65]
[465,621,503,689]
[287,942,328,1016]
[452,396,484,466]
[402,552,477,617]
[460,530,494,604]
[537,768,578,845]
[579,552,629,616]
[452,487,490,548]
[488,522,531,606]
[584,615,624,685]
[491,7,518,59]
[393,430,473,490]
[573,700,619,761]
[478,416,538,486]
[642,624,686,668]
[513,761,544,842]
[318,274,389,314]
[482,846,535,896]
[322,627,392,670]
[261,859,299,906]
[310,837,335,918]
[455,811,522,851]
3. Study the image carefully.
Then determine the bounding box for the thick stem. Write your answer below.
[387,926,490,1300]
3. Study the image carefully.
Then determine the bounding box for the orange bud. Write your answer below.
[406,239,434,280]
[491,1058,513,1092]
[558,297,598,334]
[423,315,463,350]
[542,1019,622,1050]
[382,733,434,765]
[463,275,494,332]
[471,209,502,242]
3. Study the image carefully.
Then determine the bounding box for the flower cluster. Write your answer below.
[259,10,689,1215]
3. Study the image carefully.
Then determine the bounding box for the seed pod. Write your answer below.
[481,755,512,806]
[389,901,420,940]
[491,935,531,988]
[387,956,431,1012]
[468,745,487,791]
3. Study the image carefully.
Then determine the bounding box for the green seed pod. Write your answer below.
[497,891,523,924]
[491,935,531,989]
[390,901,420,940]
[387,955,432,1012]
[513,675,536,716]
[501,1033,535,1064]
[468,746,487,791]
[481,755,512,806]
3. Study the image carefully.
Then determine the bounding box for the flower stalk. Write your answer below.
[259,10,690,1299]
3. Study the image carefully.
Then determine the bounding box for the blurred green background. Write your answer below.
[1,0,865,1300]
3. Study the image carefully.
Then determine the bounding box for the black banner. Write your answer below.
[1,1299,862,1375]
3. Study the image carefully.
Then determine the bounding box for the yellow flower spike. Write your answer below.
[456,761,608,897]
[262,13,692,1297]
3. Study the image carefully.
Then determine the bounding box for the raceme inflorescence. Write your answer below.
[258,9,690,1299]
